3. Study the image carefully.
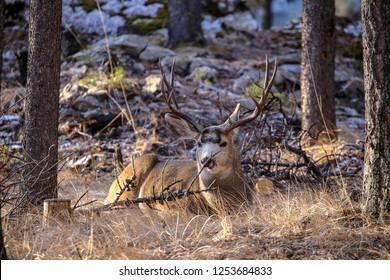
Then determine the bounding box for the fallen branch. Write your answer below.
[77,184,214,215]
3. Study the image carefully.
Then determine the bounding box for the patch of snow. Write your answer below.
[222,11,258,32]
[62,0,163,35]
[347,117,365,129]
[202,11,258,40]
[105,16,126,36]
[101,1,124,14]
[123,2,164,18]
[62,0,81,5]
[2,50,16,60]
[84,10,110,35]
[62,6,88,30]
[343,21,362,37]
[201,16,223,40]
[0,114,21,124]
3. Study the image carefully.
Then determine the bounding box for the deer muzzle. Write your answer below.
[201,156,216,170]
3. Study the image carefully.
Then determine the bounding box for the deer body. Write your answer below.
[105,58,277,214]
[104,126,251,214]
[105,154,205,212]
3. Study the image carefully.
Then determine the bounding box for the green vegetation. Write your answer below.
[194,68,207,81]
[336,40,363,60]
[203,0,229,17]
[128,7,167,35]
[210,45,231,56]
[248,79,285,108]
[79,0,96,13]
[79,66,131,90]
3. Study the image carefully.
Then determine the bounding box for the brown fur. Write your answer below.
[104,128,252,215]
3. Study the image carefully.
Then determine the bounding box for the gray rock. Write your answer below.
[233,70,262,94]
[139,44,176,62]
[73,94,101,111]
[147,28,169,47]
[221,11,258,32]
[188,66,218,83]
[335,69,355,83]
[132,62,146,73]
[160,55,191,76]
[72,34,149,61]
[93,89,110,101]
[340,77,364,97]
[277,64,301,85]
[188,57,215,74]
[59,107,80,121]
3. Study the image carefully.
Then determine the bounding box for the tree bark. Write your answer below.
[0,215,7,260]
[22,0,62,205]
[0,0,4,92]
[260,0,272,30]
[361,0,390,218]
[167,0,204,47]
[300,0,336,141]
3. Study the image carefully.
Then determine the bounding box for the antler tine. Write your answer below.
[159,60,171,103]
[159,60,202,132]
[223,57,278,132]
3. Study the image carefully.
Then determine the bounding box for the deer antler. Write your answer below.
[221,56,278,132]
[159,60,203,133]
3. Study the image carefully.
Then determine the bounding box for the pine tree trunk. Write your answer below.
[0,215,6,260]
[300,0,336,141]
[22,0,62,205]
[361,0,390,218]
[260,0,272,30]
[0,0,4,92]
[167,0,204,47]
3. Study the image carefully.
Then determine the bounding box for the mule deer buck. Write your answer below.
[105,57,278,214]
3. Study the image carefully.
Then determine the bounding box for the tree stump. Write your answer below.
[43,199,72,226]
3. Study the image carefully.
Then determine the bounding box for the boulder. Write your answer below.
[73,94,101,111]
[233,70,261,94]
[188,66,218,83]
[71,34,149,61]
[139,44,176,62]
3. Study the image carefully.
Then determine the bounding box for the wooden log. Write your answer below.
[43,199,72,226]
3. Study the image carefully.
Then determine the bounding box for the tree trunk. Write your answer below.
[22,0,62,205]
[361,0,390,218]
[260,0,272,30]
[0,0,4,92]
[167,0,204,47]
[0,215,7,260]
[300,0,336,141]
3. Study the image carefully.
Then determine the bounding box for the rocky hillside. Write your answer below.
[1,0,364,182]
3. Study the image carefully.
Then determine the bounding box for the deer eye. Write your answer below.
[220,142,227,148]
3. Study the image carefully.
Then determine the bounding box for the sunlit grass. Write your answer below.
[3,169,390,260]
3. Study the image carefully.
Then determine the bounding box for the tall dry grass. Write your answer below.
[3,170,389,260]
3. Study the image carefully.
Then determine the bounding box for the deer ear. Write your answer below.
[165,113,200,139]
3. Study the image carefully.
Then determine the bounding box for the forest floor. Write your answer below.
[4,172,390,260]
[1,4,390,259]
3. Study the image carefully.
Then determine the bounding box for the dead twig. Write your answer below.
[77,183,214,215]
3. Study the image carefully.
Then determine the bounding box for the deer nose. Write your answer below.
[201,156,216,169]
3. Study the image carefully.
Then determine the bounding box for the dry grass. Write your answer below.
[3,170,390,260]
